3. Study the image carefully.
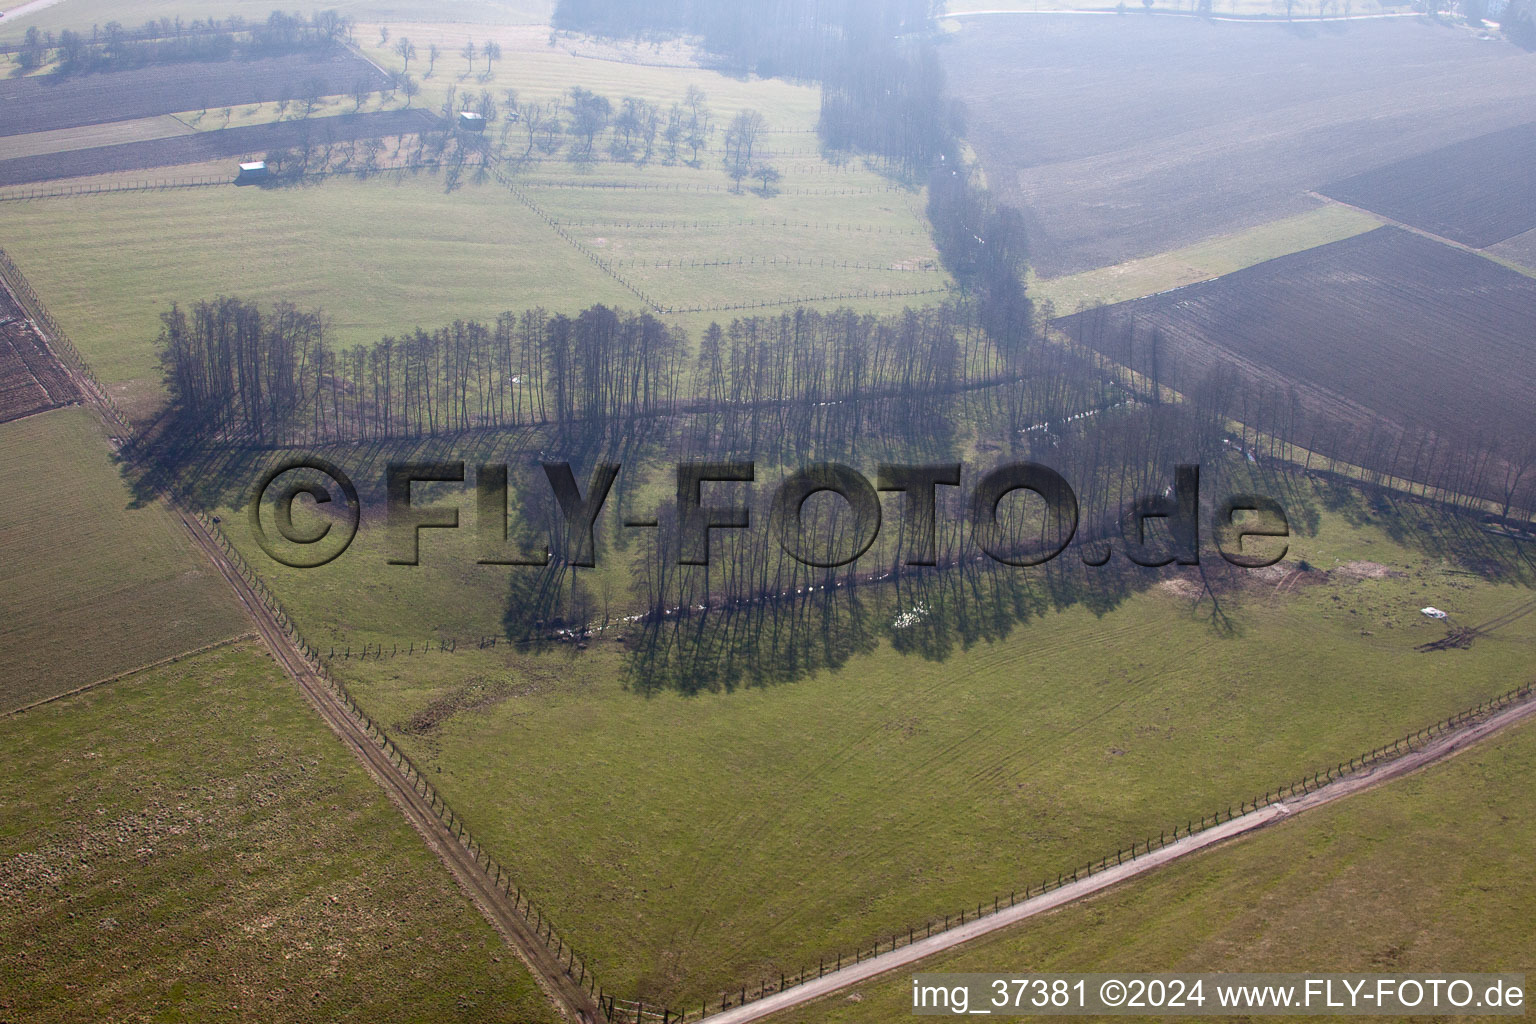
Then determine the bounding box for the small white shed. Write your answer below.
[458,111,486,132]
[235,161,269,185]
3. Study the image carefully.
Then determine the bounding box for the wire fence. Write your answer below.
[655,284,955,315]
[490,162,952,315]
[0,174,232,203]
[307,608,1536,1022]
[16,123,1524,1024]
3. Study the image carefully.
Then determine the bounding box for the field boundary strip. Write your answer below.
[674,678,1536,1024]
[3,632,258,717]
[1307,192,1536,282]
[1040,321,1532,521]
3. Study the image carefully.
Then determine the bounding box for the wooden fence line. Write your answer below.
[660,677,1536,1022]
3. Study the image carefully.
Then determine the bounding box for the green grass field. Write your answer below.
[4,5,1524,1014]
[0,4,944,421]
[512,159,945,309]
[205,462,1536,1007]
[775,711,1536,1022]
[1,162,942,414]
[0,640,560,1024]
[0,407,248,712]
[0,175,634,411]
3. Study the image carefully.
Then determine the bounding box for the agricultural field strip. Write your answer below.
[0,404,253,708]
[0,329,74,421]
[1030,205,1386,312]
[4,631,257,717]
[699,689,1536,1024]
[0,108,441,187]
[943,17,1536,276]
[0,114,192,159]
[0,2,555,42]
[1490,229,1536,274]
[1050,227,1536,465]
[0,50,389,137]
[1317,120,1536,248]
[1309,191,1536,281]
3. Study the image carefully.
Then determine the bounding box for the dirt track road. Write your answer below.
[700,686,1536,1023]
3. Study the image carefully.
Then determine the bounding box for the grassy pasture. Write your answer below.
[0,151,940,414]
[0,407,248,712]
[514,161,944,311]
[0,640,560,1024]
[0,174,634,410]
[776,712,1536,1022]
[205,459,1536,1005]
[0,10,941,416]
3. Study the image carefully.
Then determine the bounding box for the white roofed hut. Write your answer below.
[235,161,269,185]
[458,110,486,132]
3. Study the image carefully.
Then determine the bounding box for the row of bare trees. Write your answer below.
[158,298,1040,445]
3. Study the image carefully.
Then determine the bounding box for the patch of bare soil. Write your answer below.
[397,674,547,735]
[1333,560,1403,581]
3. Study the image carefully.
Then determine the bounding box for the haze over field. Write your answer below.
[1,0,1533,1020]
